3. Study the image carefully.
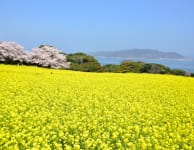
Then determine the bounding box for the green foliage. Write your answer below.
[101,61,171,74]
[38,45,53,48]
[39,45,45,48]
[141,63,171,74]
[102,64,120,72]
[170,69,186,76]
[67,53,101,72]
[119,61,144,73]
[100,61,189,77]
[59,51,67,55]
[0,58,20,65]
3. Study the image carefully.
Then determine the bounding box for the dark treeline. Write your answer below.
[67,53,194,77]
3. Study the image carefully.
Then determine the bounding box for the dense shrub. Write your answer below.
[141,63,171,74]
[170,69,187,76]
[67,53,101,72]
[119,61,144,73]
[101,64,120,72]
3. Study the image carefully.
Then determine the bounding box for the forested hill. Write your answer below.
[93,49,185,60]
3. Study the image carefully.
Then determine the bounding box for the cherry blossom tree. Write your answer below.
[27,45,70,69]
[0,41,27,64]
[0,41,70,69]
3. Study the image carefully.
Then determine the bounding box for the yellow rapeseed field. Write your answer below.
[0,64,194,150]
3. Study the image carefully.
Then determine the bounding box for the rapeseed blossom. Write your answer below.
[0,64,193,149]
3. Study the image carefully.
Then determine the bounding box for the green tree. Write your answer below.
[102,64,120,72]
[170,69,187,76]
[190,73,194,77]
[141,63,171,74]
[67,53,101,72]
[119,61,144,73]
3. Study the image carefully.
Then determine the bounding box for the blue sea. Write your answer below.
[95,56,194,73]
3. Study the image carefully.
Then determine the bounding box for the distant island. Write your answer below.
[92,49,186,60]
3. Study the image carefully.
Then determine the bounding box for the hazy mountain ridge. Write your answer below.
[93,49,186,60]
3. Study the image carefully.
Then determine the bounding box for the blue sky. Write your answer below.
[1,0,194,56]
